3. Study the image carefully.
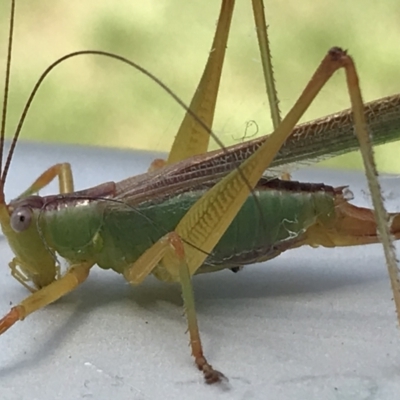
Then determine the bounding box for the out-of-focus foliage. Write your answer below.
[0,1,400,172]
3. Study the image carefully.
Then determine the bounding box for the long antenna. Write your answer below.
[0,0,15,195]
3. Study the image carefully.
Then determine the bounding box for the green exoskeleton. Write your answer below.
[1,0,400,384]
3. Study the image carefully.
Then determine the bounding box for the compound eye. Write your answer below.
[10,207,32,233]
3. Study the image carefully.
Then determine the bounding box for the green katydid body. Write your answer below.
[9,175,337,286]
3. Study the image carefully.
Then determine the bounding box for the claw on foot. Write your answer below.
[196,356,227,384]
[203,367,227,384]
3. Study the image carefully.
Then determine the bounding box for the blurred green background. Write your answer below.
[1,0,400,173]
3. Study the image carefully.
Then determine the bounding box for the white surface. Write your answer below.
[0,142,399,400]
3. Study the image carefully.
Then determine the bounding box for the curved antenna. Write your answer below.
[0,0,15,198]
[1,50,264,227]
[1,50,230,184]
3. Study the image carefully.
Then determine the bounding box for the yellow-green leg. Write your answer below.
[149,0,235,172]
[17,162,74,198]
[0,262,93,335]
[179,247,225,383]
[124,232,225,383]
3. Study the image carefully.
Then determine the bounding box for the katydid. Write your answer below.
[0,0,400,385]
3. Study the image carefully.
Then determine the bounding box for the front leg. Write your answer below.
[0,262,93,335]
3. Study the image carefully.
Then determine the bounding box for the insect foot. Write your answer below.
[196,356,227,384]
